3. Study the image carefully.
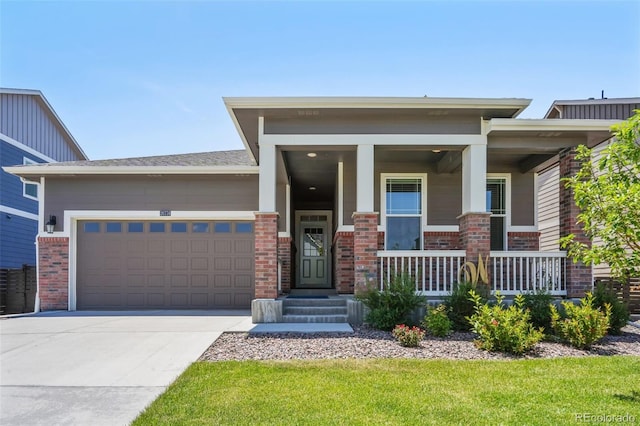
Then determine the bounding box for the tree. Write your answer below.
[560,110,640,281]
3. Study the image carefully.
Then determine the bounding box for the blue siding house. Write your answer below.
[0,88,87,268]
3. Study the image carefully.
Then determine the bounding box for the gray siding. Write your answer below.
[0,93,82,161]
[538,166,560,251]
[45,175,259,232]
[342,157,357,226]
[266,114,480,135]
[511,172,535,226]
[561,103,640,120]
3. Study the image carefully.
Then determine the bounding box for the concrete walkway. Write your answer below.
[0,310,254,426]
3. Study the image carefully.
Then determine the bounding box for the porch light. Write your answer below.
[309,186,316,191]
[45,215,57,234]
[432,149,442,153]
[307,152,317,158]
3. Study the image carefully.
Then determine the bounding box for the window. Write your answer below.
[192,223,209,233]
[106,222,122,233]
[487,177,507,251]
[383,176,425,250]
[23,158,39,200]
[214,222,231,233]
[128,222,144,233]
[84,222,100,233]
[171,222,187,233]
[236,223,253,233]
[150,223,165,233]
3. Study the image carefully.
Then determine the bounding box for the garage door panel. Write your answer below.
[77,220,254,310]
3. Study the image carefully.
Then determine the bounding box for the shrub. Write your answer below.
[467,291,544,355]
[421,304,452,337]
[593,283,630,335]
[355,272,424,331]
[445,282,489,331]
[522,290,554,333]
[550,293,611,349]
[392,324,425,347]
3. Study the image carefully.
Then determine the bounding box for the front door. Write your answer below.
[298,220,330,287]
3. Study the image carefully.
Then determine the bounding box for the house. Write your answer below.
[1,88,87,270]
[537,97,640,277]
[4,96,619,321]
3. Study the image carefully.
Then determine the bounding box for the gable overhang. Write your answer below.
[0,88,89,160]
[224,96,532,163]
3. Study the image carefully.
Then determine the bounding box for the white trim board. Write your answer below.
[1,133,57,163]
[0,205,38,221]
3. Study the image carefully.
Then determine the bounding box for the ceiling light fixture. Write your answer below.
[309,186,316,191]
[432,149,442,153]
[307,152,317,158]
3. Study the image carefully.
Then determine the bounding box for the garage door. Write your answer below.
[76,220,254,309]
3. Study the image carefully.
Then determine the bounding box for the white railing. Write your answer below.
[377,250,567,296]
[489,251,567,295]
[377,250,466,296]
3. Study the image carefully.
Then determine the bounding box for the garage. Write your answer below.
[76,220,254,310]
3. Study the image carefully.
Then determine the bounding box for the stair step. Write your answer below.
[284,306,347,315]
[283,298,347,307]
[282,314,349,323]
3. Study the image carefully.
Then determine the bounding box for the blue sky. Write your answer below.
[2,1,639,160]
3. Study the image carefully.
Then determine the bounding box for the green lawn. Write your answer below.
[133,356,640,425]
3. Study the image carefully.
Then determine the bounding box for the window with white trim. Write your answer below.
[383,175,425,250]
[486,177,507,250]
[22,158,38,200]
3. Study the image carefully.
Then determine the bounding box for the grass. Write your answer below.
[133,356,640,425]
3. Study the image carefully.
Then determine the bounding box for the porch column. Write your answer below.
[254,212,279,299]
[353,144,378,292]
[559,147,592,298]
[38,236,70,311]
[258,142,277,212]
[458,144,491,262]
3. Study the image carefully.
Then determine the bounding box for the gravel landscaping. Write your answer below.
[200,323,640,362]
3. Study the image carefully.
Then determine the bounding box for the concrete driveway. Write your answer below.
[0,310,253,426]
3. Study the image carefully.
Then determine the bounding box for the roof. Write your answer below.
[0,88,89,160]
[3,150,258,179]
[544,97,640,118]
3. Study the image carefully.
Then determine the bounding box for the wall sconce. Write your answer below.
[45,215,57,234]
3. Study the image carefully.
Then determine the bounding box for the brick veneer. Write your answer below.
[254,213,279,299]
[458,212,491,260]
[559,148,592,297]
[424,231,461,250]
[508,232,541,251]
[333,232,354,294]
[278,236,293,293]
[353,213,379,293]
[38,237,69,311]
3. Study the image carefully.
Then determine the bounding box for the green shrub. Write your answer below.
[593,283,630,335]
[467,291,544,355]
[355,273,424,331]
[421,304,452,337]
[392,324,425,347]
[522,290,554,333]
[550,293,611,349]
[445,282,489,331]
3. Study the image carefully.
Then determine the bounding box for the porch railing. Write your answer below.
[377,250,567,296]
[378,250,466,296]
[489,251,566,295]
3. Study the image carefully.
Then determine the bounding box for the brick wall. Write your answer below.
[353,213,379,293]
[278,236,292,293]
[458,212,491,260]
[38,237,69,311]
[424,231,461,250]
[559,148,592,297]
[254,213,279,299]
[507,232,540,251]
[333,232,354,293]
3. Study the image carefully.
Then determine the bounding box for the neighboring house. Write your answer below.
[4,96,619,321]
[537,97,640,276]
[0,88,87,269]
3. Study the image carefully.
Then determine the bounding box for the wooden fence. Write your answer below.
[0,265,37,315]
[594,277,640,314]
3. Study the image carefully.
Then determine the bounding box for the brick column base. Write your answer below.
[38,237,69,311]
[458,212,491,261]
[254,213,279,299]
[278,236,293,293]
[353,212,379,293]
[333,232,354,293]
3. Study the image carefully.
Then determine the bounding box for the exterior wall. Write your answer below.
[0,93,83,161]
[254,213,279,299]
[560,103,640,120]
[424,231,460,250]
[265,113,481,135]
[342,156,357,226]
[507,232,540,251]
[559,148,591,297]
[38,237,69,310]
[278,236,292,293]
[510,172,535,226]
[538,166,560,251]
[0,141,44,268]
[333,232,354,293]
[45,175,259,231]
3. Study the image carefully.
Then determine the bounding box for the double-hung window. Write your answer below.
[23,158,38,200]
[383,176,425,250]
[486,177,507,250]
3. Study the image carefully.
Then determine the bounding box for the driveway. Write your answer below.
[0,310,253,426]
